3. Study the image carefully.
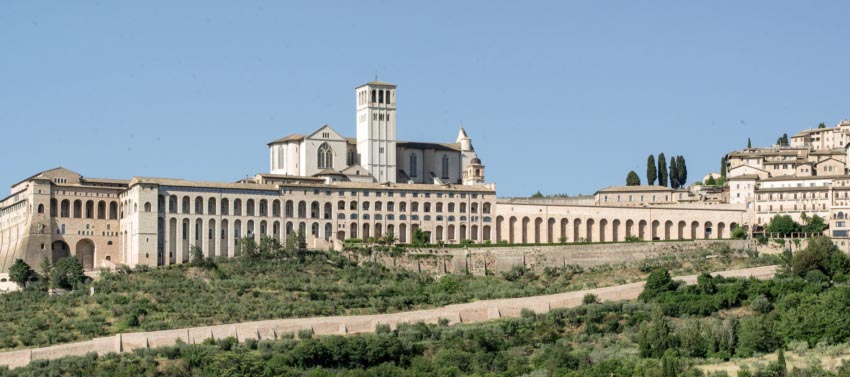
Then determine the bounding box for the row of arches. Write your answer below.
[494,216,739,244]
[50,239,96,270]
[49,199,118,220]
[157,195,492,218]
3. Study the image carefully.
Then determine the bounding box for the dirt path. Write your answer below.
[0,265,778,369]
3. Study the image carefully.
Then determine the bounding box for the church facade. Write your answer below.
[267,81,486,186]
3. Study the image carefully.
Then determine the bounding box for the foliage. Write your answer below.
[791,237,850,279]
[284,231,307,257]
[658,152,668,187]
[647,154,657,185]
[747,137,752,148]
[720,156,726,180]
[676,156,688,187]
[582,293,599,305]
[626,170,641,186]
[8,259,32,288]
[670,156,679,189]
[50,257,85,290]
[777,133,789,147]
[818,122,827,129]
[639,269,678,301]
[706,176,717,186]
[411,227,429,246]
[802,214,827,234]
[766,215,802,236]
[732,226,748,240]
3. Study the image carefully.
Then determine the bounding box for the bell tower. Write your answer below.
[355,80,397,183]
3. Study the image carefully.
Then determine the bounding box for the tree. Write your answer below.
[791,236,850,278]
[50,257,85,290]
[191,245,205,265]
[777,348,787,376]
[240,236,258,258]
[647,155,657,185]
[818,122,827,129]
[640,268,678,301]
[531,191,544,198]
[412,227,429,246]
[706,176,717,186]
[719,156,726,181]
[802,214,827,234]
[677,155,688,187]
[638,308,677,358]
[669,157,679,189]
[747,137,752,148]
[8,259,33,288]
[626,171,641,186]
[658,153,668,187]
[285,230,307,257]
[777,133,789,146]
[765,215,802,236]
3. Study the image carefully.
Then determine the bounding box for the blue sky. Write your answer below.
[2,2,849,197]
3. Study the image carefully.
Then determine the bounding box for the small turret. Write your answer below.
[457,127,472,152]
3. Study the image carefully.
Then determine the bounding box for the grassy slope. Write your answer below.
[0,246,778,351]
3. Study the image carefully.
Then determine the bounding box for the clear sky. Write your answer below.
[2,2,849,197]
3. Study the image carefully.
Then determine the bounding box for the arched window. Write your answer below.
[379,90,384,103]
[144,202,152,212]
[441,155,449,179]
[318,143,333,169]
[371,90,376,103]
[409,154,418,177]
[37,204,44,214]
[386,90,391,104]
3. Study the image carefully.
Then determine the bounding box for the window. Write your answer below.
[409,154,418,177]
[318,143,333,169]
[441,155,449,179]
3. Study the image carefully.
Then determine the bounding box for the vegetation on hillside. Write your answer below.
[0,243,776,351]
[4,237,849,377]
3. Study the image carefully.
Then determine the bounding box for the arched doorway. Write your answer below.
[75,239,95,270]
[51,240,70,262]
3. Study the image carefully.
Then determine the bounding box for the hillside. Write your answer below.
[0,245,776,352]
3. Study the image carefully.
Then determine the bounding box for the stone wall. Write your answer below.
[0,265,776,370]
[372,239,750,276]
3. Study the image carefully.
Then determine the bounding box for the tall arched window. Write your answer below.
[441,155,449,179]
[409,154,418,177]
[371,90,376,103]
[318,143,333,169]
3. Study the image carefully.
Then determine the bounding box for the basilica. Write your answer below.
[0,80,748,279]
[267,81,486,186]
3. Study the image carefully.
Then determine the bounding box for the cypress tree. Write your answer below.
[658,153,668,187]
[647,155,657,185]
[669,157,679,189]
[626,171,641,186]
[720,157,727,180]
[677,155,687,187]
[747,137,752,148]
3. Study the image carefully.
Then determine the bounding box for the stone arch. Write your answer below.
[573,219,582,243]
[460,224,467,241]
[208,219,217,257]
[691,221,699,239]
[651,220,660,240]
[399,223,407,243]
[324,223,332,240]
[350,222,358,239]
[560,218,568,242]
[97,201,106,219]
[195,196,204,215]
[483,225,492,242]
[51,240,70,262]
[75,239,95,270]
[547,218,556,243]
[704,221,713,239]
[625,219,634,239]
[509,216,517,244]
[298,201,307,218]
[521,217,530,243]
[678,221,686,240]
[717,222,726,239]
[436,225,444,241]
[85,200,94,219]
[448,224,456,241]
[311,201,320,219]
[586,218,595,242]
[471,225,479,241]
[599,219,607,242]
[638,220,647,240]
[664,220,673,241]
[323,203,332,219]
[534,218,543,243]
[61,199,70,217]
[612,219,621,242]
[496,216,504,242]
[73,199,82,218]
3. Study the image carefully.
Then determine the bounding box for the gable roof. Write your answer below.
[267,134,305,146]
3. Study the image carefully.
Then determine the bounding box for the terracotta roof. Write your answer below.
[728,174,761,180]
[595,185,675,194]
[267,134,305,145]
[356,81,397,88]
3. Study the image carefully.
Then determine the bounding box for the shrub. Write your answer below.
[582,294,599,305]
